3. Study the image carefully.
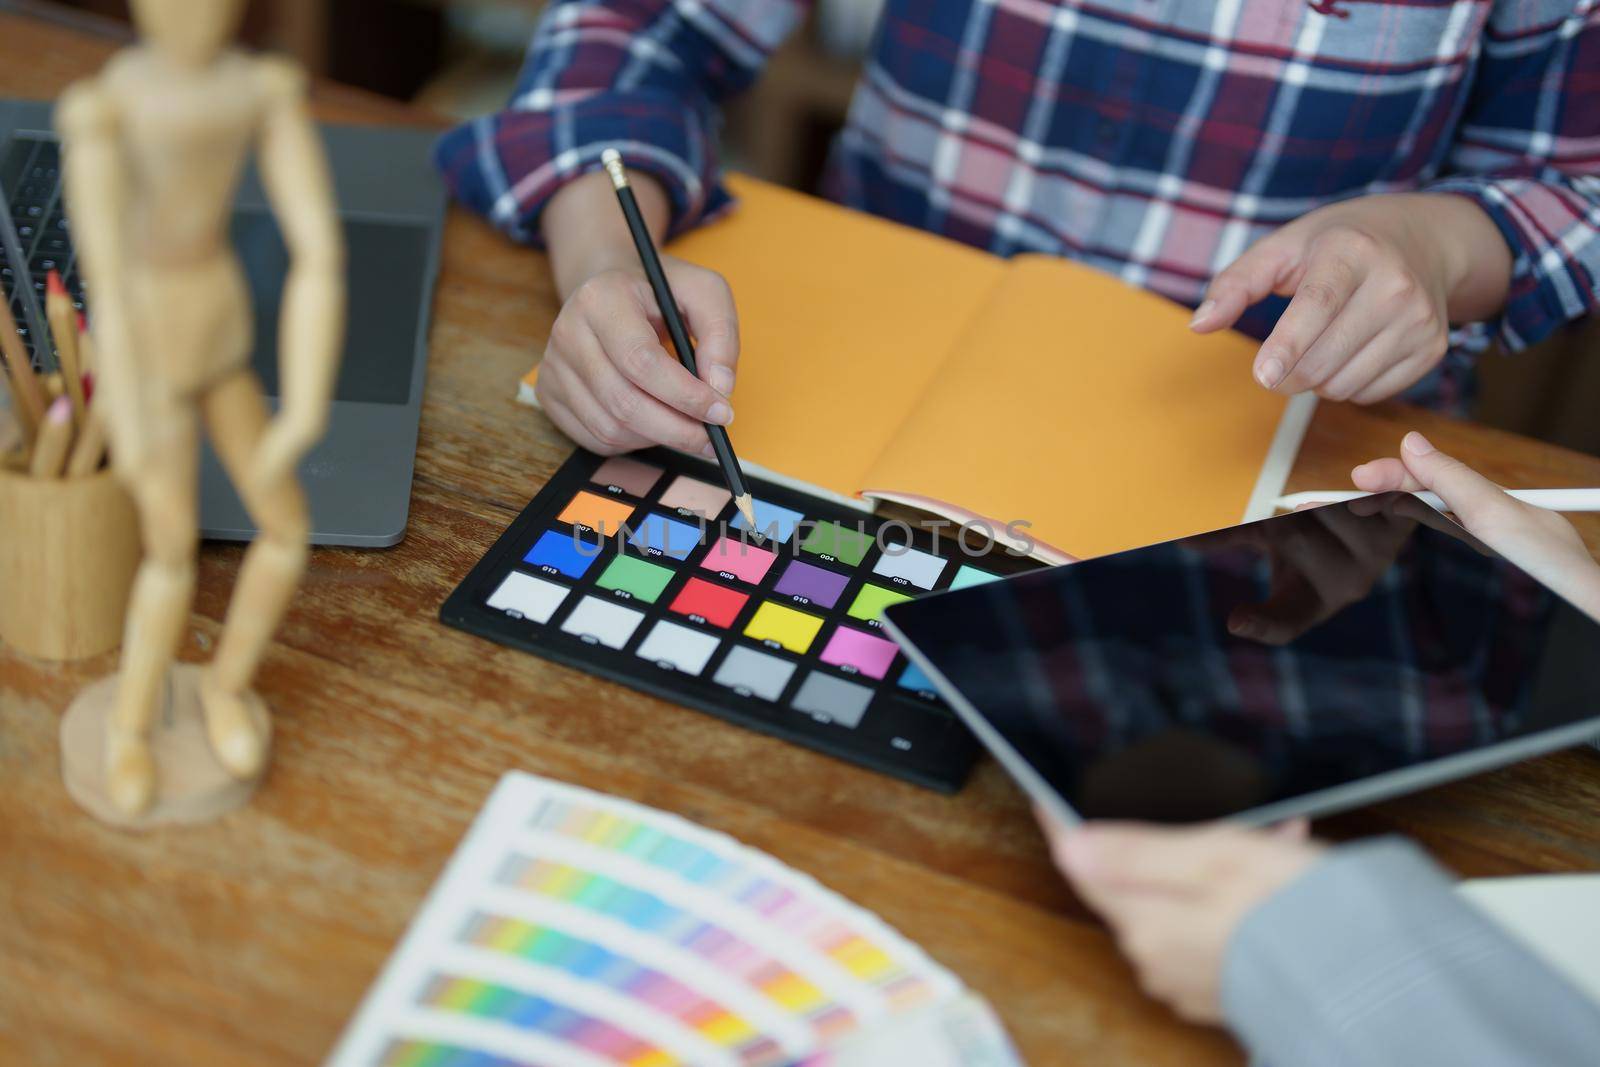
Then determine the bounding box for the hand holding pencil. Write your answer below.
[531,159,743,462]
[598,149,757,528]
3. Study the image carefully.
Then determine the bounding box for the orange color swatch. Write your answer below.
[557,490,636,535]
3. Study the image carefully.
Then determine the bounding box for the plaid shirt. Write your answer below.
[435,0,1600,408]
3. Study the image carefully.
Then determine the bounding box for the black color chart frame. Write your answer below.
[440,447,1039,792]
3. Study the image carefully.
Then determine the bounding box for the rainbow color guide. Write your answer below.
[327,773,1012,1067]
[441,448,1038,792]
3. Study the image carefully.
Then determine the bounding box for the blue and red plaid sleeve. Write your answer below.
[432,0,809,246]
[1424,3,1600,351]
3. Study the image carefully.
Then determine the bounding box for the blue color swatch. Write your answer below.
[628,513,702,560]
[897,662,938,695]
[524,529,600,579]
[731,498,806,544]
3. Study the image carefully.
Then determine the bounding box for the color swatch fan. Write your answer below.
[327,772,1020,1067]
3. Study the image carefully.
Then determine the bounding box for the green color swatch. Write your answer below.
[799,520,874,566]
[846,583,913,623]
[595,555,675,603]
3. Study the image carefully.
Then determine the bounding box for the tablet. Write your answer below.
[882,493,1600,826]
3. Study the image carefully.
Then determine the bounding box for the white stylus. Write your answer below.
[1275,488,1600,513]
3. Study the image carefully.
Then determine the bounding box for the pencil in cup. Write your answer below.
[45,270,87,427]
[0,347,18,459]
[598,148,757,531]
[28,395,74,479]
[65,320,107,476]
[0,281,47,443]
[0,440,140,660]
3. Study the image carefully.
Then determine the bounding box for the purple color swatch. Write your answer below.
[773,560,850,609]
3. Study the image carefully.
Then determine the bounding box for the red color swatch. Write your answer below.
[669,578,748,629]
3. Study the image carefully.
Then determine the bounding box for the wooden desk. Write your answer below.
[2,8,1598,1065]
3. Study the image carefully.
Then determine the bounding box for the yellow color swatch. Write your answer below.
[761,971,826,1011]
[626,1051,677,1067]
[699,1013,755,1044]
[743,601,824,655]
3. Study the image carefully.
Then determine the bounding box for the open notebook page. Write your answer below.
[664,177,1002,504]
[860,254,1308,561]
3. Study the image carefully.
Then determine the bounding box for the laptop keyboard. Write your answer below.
[1,135,86,369]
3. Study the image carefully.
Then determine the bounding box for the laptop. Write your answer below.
[0,97,444,547]
[883,494,1600,826]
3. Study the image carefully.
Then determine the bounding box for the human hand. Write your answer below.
[1192,193,1508,404]
[1040,813,1324,1023]
[535,256,738,457]
[1352,432,1600,620]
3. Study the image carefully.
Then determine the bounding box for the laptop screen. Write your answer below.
[885,494,1600,822]
[2,132,428,407]
[234,209,429,406]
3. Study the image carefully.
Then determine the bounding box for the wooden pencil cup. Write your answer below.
[0,465,140,660]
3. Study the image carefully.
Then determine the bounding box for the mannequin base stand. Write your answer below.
[60,665,271,829]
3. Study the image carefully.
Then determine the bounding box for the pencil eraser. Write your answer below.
[48,395,70,421]
[76,310,89,333]
[46,269,66,296]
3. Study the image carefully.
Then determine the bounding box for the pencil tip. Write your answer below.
[734,493,757,529]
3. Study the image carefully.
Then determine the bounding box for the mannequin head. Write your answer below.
[129,0,244,68]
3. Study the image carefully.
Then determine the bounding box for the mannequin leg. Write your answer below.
[106,403,200,815]
[198,369,309,778]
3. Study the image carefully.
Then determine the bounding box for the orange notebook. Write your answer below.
[520,175,1315,562]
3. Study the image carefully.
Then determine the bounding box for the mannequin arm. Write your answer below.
[253,58,345,486]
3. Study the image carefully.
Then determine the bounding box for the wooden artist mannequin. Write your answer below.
[57,0,344,823]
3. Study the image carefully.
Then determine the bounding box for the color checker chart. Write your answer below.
[442,449,1036,791]
[326,773,1019,1067]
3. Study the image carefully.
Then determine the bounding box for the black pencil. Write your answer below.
[600,149,758,531]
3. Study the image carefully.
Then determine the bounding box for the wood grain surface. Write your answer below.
[2,7,1597,1066]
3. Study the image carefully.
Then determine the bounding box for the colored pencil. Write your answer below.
[45,270,86,426]
[76,311,94,373]
[65,413,106,477]
[0,358,18,457]
[65,319,107,475]
[28,395,73,479]
[1276,488,1600,513]
[0,288,45,442]
[600,148,757,531]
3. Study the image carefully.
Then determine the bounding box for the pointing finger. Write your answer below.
[1255,248,1364,391]
[1192,232,1296,334]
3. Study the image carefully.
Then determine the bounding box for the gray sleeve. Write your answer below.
[1222,838,1600,1067]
